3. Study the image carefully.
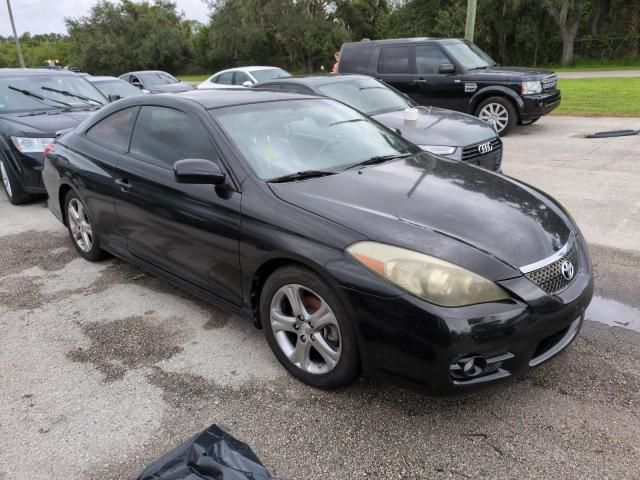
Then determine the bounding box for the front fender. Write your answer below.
[470,86,524,115]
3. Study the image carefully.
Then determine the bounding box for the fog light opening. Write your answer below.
[449,349,513,382]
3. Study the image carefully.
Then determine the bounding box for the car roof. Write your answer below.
[343,37,465,46]
[0,68,80,77]
[120,70,173,76]
[258,74,370,87]
[213,66,285,75]
[175,88,316,109]
[88,76,121,82]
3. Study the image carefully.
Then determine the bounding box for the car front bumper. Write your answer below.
[521,90,561,120]
[2,148,47,194]
[336,235,593,393]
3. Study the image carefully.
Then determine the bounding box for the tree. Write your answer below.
[65,0,192,74]
[544,0,584,65]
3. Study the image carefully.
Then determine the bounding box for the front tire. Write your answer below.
[475,96,517,136]
[0,155,32,205]
[64,190,106,261]
[260,266,360,388]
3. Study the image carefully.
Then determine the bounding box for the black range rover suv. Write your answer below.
[338,38,561,135]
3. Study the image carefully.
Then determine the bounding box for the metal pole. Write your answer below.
[6,0,25,68]
[465,0,477,42]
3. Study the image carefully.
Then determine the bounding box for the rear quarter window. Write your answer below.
[378,46,410,74]
[86,107,138,151]
[338,43,373,74]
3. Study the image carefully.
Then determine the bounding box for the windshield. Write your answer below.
[251,68,290,83]
[317,77,411,115]
[138,72,179,85]
[93,79,142,98]
[0,75,106,112]
[443,42,496,70]
[211,98,415,181]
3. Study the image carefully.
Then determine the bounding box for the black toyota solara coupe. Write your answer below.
[42,90,593,392]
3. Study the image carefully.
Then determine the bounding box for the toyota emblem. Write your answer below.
[478,142,493,155]
[561,261,575,281]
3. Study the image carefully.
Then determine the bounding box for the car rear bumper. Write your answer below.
[337,235,593,393]
[521,90,561,120]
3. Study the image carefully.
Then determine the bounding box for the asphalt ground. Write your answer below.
[1,115,639,479]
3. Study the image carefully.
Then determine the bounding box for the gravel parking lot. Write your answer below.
[1,115,639,480]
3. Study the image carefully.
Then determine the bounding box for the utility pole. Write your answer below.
[465,0,477,42]
[6,0,25,68]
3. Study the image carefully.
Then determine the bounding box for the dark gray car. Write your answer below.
[119,70,193,94]
[255,74,502,171]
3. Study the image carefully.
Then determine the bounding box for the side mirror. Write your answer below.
[439,64,456,75]
[242,80,253,87]
[107,94,122,102]
[174,159,226,185]
[132,80,143,88]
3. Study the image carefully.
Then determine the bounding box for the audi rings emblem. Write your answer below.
[478,142,493,155]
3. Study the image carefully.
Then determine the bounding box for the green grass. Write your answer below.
[553,77,640,117]
[178,74,209,82]
[548,57,640,72]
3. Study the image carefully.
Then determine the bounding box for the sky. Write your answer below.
[0,0,211,37]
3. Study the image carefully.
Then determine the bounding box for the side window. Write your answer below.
[234,72,252,85]
[378,46,410,74]
[416,45,451,74]
[129,106,217,167]
[130,75,140,84]
[86,107,138,151]
[215,72,233,85]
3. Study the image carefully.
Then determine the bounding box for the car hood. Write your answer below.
[468,66,555,81]
[373,106,496,147]
[269,155,574,280]
[148,82,193,93]
[0,109,96,136]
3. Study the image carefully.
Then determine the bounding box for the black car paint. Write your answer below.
[0,70,106,196]
[42,91,592,392]
[338,38,561,122]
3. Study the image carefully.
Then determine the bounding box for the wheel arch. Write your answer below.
[469,86,524,117]
[57,183,75,226]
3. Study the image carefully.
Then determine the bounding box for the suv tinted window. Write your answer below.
[215,72,233,85]
[416,45,451,74]
[86,107,138,151]
[378,46,410,74]
[130,106,216,167]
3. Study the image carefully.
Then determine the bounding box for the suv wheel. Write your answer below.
[260,266,360,388]
[0,156,32,205]
[476,97,517,136]
[64,190,107,261]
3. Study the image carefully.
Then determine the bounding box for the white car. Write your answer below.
[197,66,290,90]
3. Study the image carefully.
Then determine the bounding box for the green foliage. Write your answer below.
[65,0,192,74]
[0,33,77,68]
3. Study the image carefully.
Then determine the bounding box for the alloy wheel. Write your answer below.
[270,284,342,374]
[479,103,509,133]
[67,198,94,252]
[0,160,12,199]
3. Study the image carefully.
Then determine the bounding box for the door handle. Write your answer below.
[115,178,131,191]
[415,79,427,84]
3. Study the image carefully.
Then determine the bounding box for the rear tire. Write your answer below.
[0,155,32,205]
[475,96,517,136]
[64,190,107,261]
[260,265,360,388]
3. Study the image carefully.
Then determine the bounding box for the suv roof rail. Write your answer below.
[360,38,370,42]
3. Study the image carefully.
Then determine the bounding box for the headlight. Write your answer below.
[347,241,510,307]
[11,136,55,153]
[522,80,542,95]
[418,145,457,156]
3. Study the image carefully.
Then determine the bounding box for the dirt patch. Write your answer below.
[0,275,48,311]
[0,230,75,277]
[67,316,184,382]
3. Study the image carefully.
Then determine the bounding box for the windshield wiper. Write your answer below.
[345,153,412,171]
[267,170,336,183]
[329,118,366,127]
[8,86,72,109]
[41,86,104,106]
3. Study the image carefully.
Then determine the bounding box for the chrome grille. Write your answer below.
[461,137,502,171]
[542,74,557,91]
[525,243,579,295]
